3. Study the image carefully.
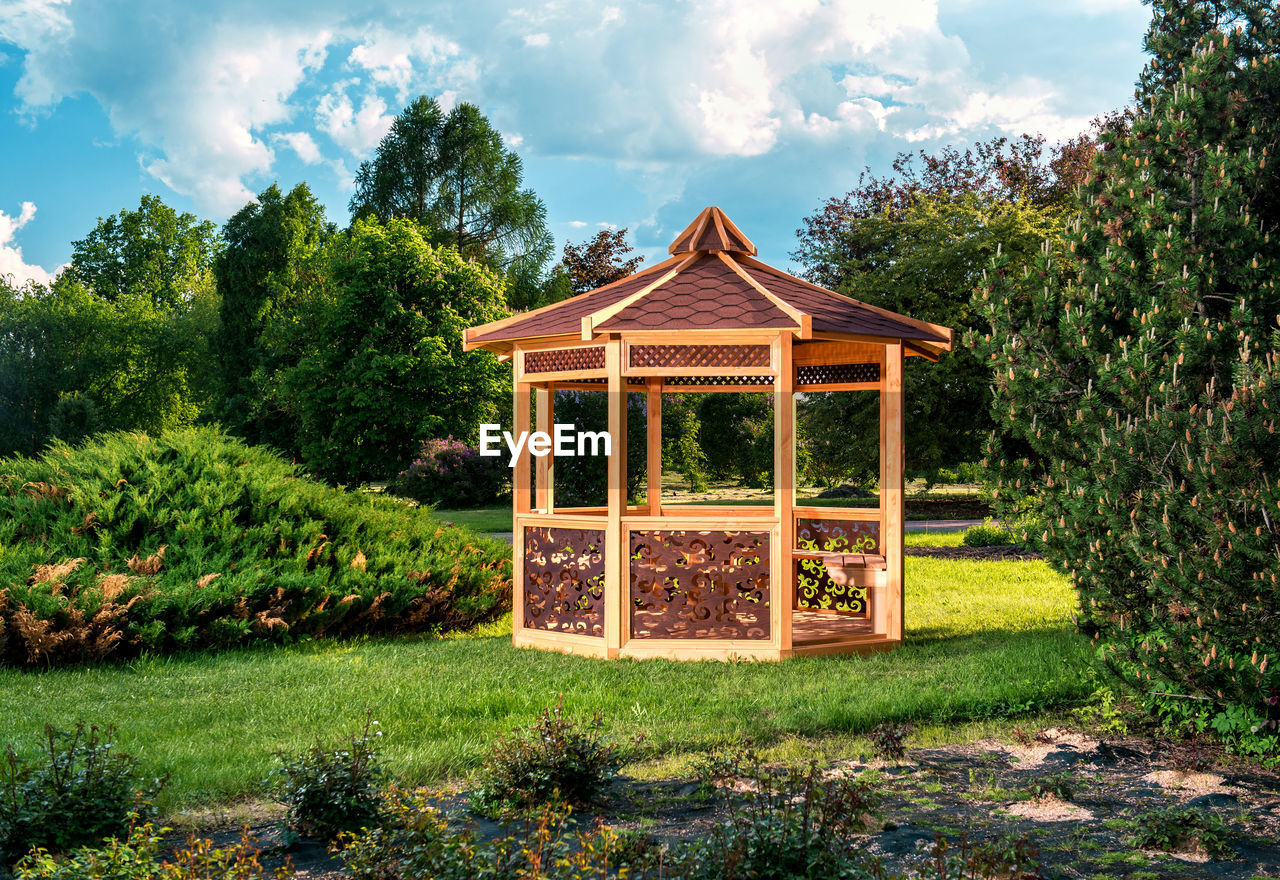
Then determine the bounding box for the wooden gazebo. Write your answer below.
[464,207,952,660]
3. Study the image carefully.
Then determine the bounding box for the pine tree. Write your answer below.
[975,2,1280,746]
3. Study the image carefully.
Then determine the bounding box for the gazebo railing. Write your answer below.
[515,513,610,656]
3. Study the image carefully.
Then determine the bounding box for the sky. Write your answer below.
[0,0,1153,286]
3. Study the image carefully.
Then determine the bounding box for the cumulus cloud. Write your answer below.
[0,202,61,286]
[0,0,1127,228]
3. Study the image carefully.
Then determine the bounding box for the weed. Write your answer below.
[961,520,1014,548]
[272,715,385,842]
[1128,806,1231,858]
[1025,771,1074,802]
[1073,686,1129,735]
[0,723,164,863]
[870,722,914,761]
[471,702,621,819]
[916,832,1041,879]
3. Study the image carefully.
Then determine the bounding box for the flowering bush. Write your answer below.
[391,438,509,508]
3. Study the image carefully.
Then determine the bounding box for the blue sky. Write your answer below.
[0,0,1152,285]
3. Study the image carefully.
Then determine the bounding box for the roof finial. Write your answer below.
[668,206,757,256]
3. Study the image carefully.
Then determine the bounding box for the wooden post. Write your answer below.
[881,341,905,643]
[605,337,625,657]
[647,379,662,516]
[512,375,532,642]
[535,386,553,513]
[773,332,795,655]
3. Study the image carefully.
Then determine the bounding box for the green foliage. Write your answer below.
[1,723,162,863]
[973,2,1280,748]
[14,821,292,879]
[697,394,773,488]
[0,269,219,458]
[273,715,386,842]
[663,394,709,494]
[213,183,332,454]
[1073,686,1130,736]
[915,833,1040,880]
[795,136,1087,480]
[1024,771,1074,802]
[350,96,551,274]
[69,195,219,308]
[342,792,628,880]
[470,704,621,819]
[961,519,1014,548]
[1127,806,1231,857]
[0,428,510,666]
[543,391,646,506]
[283,217,510,484]
[670,759,882,880]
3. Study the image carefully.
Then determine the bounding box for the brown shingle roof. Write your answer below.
[465,207,952,350]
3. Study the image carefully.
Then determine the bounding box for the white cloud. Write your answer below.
[523,32,550,47]
[567,220,587,228]
[346,26,474,102]
[275,131,323,164]
[0,202,61,287]
[316,87,394,157]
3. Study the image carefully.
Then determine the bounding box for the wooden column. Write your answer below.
[535,387,553,513]
[881,341,905,644]
[647,379,662,516]
[773,332,795,655]
[512,376,531,641]
[605,337,625,657]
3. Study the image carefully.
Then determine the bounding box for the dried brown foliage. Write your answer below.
[31,557,84,585]
[21,481,70,503]
[196,572,221,589]
[350,550,367,571]
[126,545,166,576]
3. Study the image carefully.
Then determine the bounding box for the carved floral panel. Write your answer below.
[523,526,606,637]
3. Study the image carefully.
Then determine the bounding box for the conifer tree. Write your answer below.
[975,1,1280,744]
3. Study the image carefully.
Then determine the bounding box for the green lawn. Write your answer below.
[0,554,1089,814]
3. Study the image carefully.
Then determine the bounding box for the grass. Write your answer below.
[0,551,1090,814]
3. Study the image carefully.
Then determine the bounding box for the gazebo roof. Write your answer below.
[465,206,952,358]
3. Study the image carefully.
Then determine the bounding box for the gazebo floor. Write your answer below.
[790,610,897,657]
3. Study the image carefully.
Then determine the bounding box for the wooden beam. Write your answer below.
[535,387,553,513]
[605,337,625,658]
[881,341,905,644]
[647,380,662,516]
[512,378,532,648]
[773,331,795,655]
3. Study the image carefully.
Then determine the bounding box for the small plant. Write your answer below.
[470,703,621,819]
[14,817,292,879]
[689,744,754,797]
[869,722,914,761]
[919,832,1041,879]
[342,789,633,880]
[671,761,882,879]
[961,519,1014,548]
[272,715,385,842]
[1025,771,1074,802]
[0,723,164,863]
[1167,740,1214,773]
[1128,806,1231,858]
[1073,686,1129,735]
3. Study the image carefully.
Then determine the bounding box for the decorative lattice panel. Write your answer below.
[795,559,867,615]
[795,362,880,386]
[663,375,773,387]
[630,344,771,370]
[797,518,880,554]
[794,518,880,615]
[630,530,770,640]
[524,347,606,374]
[523,526,606,637]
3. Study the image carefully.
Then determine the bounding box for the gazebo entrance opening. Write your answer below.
[465,207,952,661]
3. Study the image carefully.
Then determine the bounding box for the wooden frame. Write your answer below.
[471,206,946,662]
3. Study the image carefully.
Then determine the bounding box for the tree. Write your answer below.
[350,96,551,271]
[69,194,219,307]
[0,272,218,456]
[975,2,1280,745]
[213,183,331,452]
[793,137,1086,482]
[284,217,510,484]
[560,228,644,295]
